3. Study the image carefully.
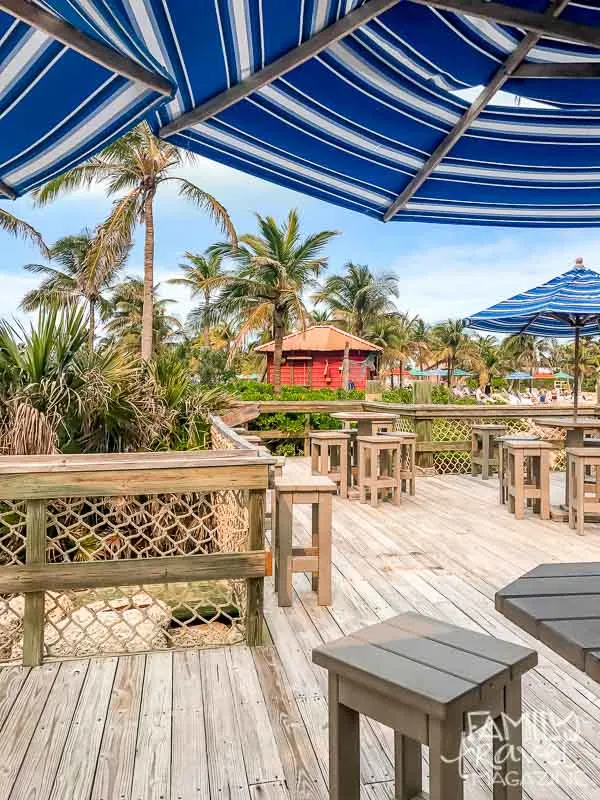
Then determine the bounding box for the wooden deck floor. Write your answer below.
[3,464,600,799]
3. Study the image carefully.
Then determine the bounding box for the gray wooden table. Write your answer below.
[496,562,600,681]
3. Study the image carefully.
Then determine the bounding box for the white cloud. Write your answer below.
[390,233,600,323]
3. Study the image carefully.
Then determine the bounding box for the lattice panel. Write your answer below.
[394,416,415,433]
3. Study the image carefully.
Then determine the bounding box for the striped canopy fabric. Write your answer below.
[5,0,600,226]
[465,262,600,337]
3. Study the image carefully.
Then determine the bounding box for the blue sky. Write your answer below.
[2,153,596,329]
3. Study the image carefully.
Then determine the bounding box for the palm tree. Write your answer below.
[0,207,48,256]
[168,249,226,346]
[204,210,338,395]
[21,229,129,348]
[470,334,504,388]
[367,313,417,387]
[33,123,236,361]
[105,277,181,352]
[502,334,544,374]
[411,317,431,373]
[312,262,399,337]
[430,319,470,390]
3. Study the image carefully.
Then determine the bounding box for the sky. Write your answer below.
[1,152,595,330]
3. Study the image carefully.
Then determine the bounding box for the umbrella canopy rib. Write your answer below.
[383,0,571,222]
[0,0,172,96]
[159,0,402,139]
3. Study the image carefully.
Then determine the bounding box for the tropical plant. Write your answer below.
[0,207,48,256]
[312,262,399,337]
[411,317,431,372]
[430,319,471,390]
[204,210,338,395]
[502,334,544,374]
[469,334,505,387]
[105,277,182,352]
[366,313,417,387]
[33,123,236,360]
[21,229,129,347]
[169,249,227,346]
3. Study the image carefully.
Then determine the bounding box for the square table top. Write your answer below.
[312,612,537,719]
[331,412,398,422]
[534,418,600,430]
[496,562,600,682]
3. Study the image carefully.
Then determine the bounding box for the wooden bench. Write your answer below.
[273,475,337,606]
[313,612,537,800]
[358,435,404,507]
[310,431,350,498]
[506,440,553,520]
[567,446,600,536]
[471,424,506,480]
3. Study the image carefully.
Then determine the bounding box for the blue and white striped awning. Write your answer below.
[6,1,600,226]
[465,261,600,337]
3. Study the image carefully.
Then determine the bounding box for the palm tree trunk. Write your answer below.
[203,288,210,348]
[273,310,284,396]
[141,192,155,361]
[88,298,95,350]
[398,359,403,388]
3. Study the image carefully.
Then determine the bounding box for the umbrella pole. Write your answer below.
[574,326,581,421]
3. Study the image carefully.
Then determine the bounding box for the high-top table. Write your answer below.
[534,417,600,509]
[496,563,600,682]
[330,411,398,437]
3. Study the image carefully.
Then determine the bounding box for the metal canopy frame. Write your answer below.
[7,0,600,214]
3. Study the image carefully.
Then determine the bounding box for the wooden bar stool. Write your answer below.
[313,612,537,800]
[358,435,403,507]
[497,436,540,505]
[471,424,506,480]
[273,476,337,605]
[310,431,350,498]
[506,440,553,520]
[567,447,600,536]
[381,431,417,495]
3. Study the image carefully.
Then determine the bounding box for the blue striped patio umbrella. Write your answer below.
[465,259,600,418]
[6,1,600,228]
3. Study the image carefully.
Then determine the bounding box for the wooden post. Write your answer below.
[246,489,265,646]
[413,381,434,470]
[304,413,311,456]
[342,341,350,391]
[22,499,47,666]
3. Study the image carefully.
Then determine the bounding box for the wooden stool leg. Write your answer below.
[339,440,348,499]
[395,732,422,800]
[482,433,490,480]
[329,674,360,800]
[371,447,380,508]
[493,680,523,800]
[275,491,293,606]
[311,441,319,474]
[319,443,329,477]
[317,492,332,605]
[539,451,550,520]
[311,502,319,593]
[393,446,401,506]
[471,432,478,477]
[359,445,367,504]
[568,456,576,530]
[513,453,525,520]
[410,443,416,496]
[577,457,586,536]
[499,445,505,505]
[428,719,464,800]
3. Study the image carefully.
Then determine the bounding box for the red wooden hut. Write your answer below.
[255,325,382,390]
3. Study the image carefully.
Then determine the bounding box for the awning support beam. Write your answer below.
[383,0,571,222]
[0,179,16,200]
[0,0,172,96]
[514,62,600,78]
[159,0,402,139]
[408,0,600,48]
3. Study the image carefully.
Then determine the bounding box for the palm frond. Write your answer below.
[0,208,49,256]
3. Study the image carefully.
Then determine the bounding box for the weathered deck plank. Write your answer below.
[2,469,600,800]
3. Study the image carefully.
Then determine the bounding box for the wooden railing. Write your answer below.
[233,399,597,473]
[0,444,273,666]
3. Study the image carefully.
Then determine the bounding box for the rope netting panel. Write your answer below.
[0,488,250,663]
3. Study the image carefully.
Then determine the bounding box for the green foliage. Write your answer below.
[192,348,239,388]
[382,388,413,403]
[228,380,363,401]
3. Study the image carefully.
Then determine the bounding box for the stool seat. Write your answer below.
[314,612,537,800]
[506,440,553,520]
[497,435,540,504]
[310,431,351,497]
[358,436,404,507]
